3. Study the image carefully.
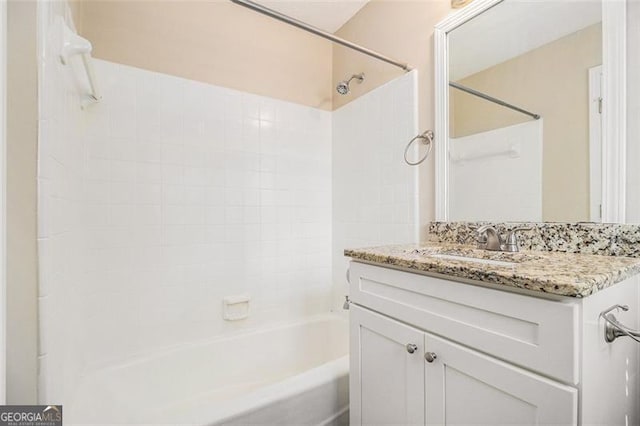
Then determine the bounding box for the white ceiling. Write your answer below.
[255,1,370,33]
[449,1,602,80]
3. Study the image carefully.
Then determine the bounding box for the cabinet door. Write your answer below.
[350,305,425,426]
[425,334,577,425]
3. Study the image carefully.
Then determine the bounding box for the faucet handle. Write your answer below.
[504,227,532,252]
[507,226,532,235]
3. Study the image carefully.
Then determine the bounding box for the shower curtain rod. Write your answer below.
[449,81,541,120]
[230,0,412,72]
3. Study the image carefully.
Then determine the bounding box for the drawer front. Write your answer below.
[348,261,579,384]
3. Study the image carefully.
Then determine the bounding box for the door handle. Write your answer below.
[406,343,418,354]
[424,352,437,363]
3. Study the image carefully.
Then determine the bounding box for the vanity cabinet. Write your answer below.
[348,261,640,426]
[351,305,577,425]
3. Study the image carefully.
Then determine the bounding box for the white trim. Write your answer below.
[601,0,626,223]
[434,24,448,222]
[588,65,603,222]
[434,0,627,223]
[410,70,421,244]
[0,0,7,405]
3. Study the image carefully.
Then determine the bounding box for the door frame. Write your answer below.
[589,65,603,222]
[434,0,627,223]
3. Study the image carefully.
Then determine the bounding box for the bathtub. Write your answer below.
[68,314,349,425]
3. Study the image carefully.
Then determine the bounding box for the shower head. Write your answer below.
[336,81,350,95]
[336,73,365,95]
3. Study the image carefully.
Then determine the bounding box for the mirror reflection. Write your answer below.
[448,1,602,222]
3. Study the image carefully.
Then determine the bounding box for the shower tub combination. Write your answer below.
[68,314,349,425]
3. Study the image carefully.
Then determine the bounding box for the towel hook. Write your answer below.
[404,130,434,166]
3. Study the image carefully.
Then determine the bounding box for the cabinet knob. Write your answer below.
[406,343,418,354]
[424,352,437,363]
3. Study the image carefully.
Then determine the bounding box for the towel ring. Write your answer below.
[404,130,434,166]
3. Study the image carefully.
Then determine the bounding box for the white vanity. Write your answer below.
[346,227,640,426]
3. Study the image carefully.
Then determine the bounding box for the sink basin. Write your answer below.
[429,253,517,267]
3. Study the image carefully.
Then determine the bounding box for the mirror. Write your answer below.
[435,0,627,223]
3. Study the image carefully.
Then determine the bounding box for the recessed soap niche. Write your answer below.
[223,294,251,321]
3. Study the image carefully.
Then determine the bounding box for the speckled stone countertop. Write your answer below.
[344,242,640,298]
[428,222,640,257]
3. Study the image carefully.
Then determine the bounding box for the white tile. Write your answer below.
[162,143,184,165]
[135,183,162,205]
[38,48,335,398]
[86,158,111,181]
[109,181,136,204]
[161,164,184,185]
[135,205,162,226]
[136,142,162,163]
[110,160,137,182]
[137,163,162,184]
[183,167,207,186]
[242,93,261,120]
[163,184,186,205]
[87,135,111,159]
[332,71,419,307]
[109,204,136,227]
[84,181,110,203]
[110,138,137,161]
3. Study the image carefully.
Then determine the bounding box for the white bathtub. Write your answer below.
[68,314,349,425]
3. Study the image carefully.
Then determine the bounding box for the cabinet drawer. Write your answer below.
[348,261,579,384]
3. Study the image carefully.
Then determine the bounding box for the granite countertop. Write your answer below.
[344,242,640,298]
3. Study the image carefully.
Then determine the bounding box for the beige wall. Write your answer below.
[6,0,38,404]
[74,0,333,110]
[451,24,602,222]
[332,0,452,232]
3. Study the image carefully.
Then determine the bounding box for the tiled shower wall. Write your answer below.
[449,120,543,222]
[37,3,331,402]
[332,71,419,305]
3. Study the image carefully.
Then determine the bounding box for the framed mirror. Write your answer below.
[434,0,627,223]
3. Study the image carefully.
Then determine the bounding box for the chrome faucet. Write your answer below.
[475,225,530,252]
[476,225,503,251]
